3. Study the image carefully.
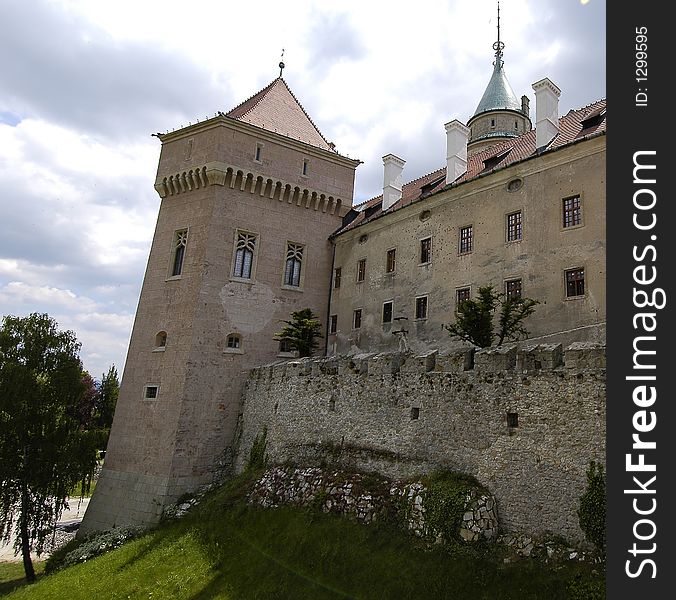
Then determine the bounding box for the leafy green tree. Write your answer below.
[274,308,323,358]
[443,285,539,348]
[95,365,119,432]
[0,313,100,581]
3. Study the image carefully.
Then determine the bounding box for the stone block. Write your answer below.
[400,350,437,373]
[564,342,606,369]
[434,349,474,373]
[312,356,339,376]
[339,353,376,375]
[516,343,563,371]
[475,345,517,371]
[368,352,405,375]
[285,358,313,377]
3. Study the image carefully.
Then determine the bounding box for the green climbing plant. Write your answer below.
[577,461,606,555]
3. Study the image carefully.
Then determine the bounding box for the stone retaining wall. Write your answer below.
[236,343,606,543]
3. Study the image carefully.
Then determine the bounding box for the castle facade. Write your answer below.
[80,32,606,535]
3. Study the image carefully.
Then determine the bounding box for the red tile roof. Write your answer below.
[338,99,606,235]
[226,78,332,151]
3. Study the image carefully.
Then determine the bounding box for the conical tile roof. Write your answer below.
[473,61,522,116]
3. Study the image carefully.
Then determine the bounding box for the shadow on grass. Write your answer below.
[0,562,44,597]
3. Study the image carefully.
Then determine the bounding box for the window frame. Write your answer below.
[329,314,338,334]
[459,225,473,255]
[230,229,259,282]
[506,210,523,242]
[456,287,471,305]
[333,267,342,289]
[415,295,428,320]
[143,384,160,400]
[282,241,305,290]
[564,267,586,298]
[353,308,363,330]
[356,258,366,283]
[386,248,396,274]
[562,195,583,229]
[254,142,264,163]
[167,228,188,280]
[382,300,393,324]
[505,278,523,300]
[419,237,432,265]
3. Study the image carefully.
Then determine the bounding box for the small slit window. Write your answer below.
[170,229,188,277]
[410,407,420,420]
[386,248,396,273]
[507,412,519,428]
[334,267,342,289]
[302,159,309,176]
[254,142,263,162]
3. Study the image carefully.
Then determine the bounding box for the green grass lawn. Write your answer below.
[1,473,604,600]
[0,562,44,596]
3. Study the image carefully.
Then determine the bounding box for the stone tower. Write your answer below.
[80,77,360,533]
[467,2,532,155]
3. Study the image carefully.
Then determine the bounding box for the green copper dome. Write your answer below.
[473,60,522,116]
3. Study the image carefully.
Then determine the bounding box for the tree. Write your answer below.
[274,308,323,358]
[94,365,119,450]
[0,313,99,581]
[443,286,539,348]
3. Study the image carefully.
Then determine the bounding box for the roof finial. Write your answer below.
[492,1,504,68]
[278,48,285,78]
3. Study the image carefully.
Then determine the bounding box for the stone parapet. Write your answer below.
[248,343,606,380]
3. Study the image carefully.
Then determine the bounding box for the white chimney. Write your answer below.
[444,120,470,184]
[532,77,561,150]
[382,154,405,211]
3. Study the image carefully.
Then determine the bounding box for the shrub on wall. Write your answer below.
[577,461,605,555]
[248,427,268,471]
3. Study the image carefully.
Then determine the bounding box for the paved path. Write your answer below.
[0,497,90,562]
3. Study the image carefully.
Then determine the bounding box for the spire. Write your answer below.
[278,48,285,78]
[471,1,521,116]
[493,1,504,68]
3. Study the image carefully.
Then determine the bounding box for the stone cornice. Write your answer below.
[154,160,351,217]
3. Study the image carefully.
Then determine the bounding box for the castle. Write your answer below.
[80,14,606,540]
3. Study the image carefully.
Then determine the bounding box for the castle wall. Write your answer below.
[235,344,606,543]
[328,137,606,357]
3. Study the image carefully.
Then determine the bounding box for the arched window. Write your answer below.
[225,333,243,353]
[171,229,188,277]
[233,232,256,279]
[155,331,167,349]
[284,243,304,287]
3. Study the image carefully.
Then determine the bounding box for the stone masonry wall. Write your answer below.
[236,343,606,543]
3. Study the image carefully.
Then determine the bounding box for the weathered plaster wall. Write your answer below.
[236,343,606,543]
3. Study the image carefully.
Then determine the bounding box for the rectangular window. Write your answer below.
[233,231,256,279]
[254,142,263,162]
[563,195,582,228]
[506,211,522,242]
[284,243,304,287]
[357,258,366,282]
[329,314,338,334]
[415,296,428,320]
[505,279,522,300]
[170,229,188,277]
[302,159,309,176]
[565,268,585,297]
[456,287,471,304]
[386,248,396,273]
[144,385,159,400]
[279,339,293,353]
[382,301,393,324]
[334,267,342,289]
[353,309,362,329]
[459,226,473,254]
[420,237,432,264]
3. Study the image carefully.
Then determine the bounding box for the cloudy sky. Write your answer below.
[0,0,605,380]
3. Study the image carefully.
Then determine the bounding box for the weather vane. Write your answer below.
[279,49,285,78]
[492,1,504,66]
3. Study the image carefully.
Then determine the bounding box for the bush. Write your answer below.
[248,427,268,470]
[578,461,605,554]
